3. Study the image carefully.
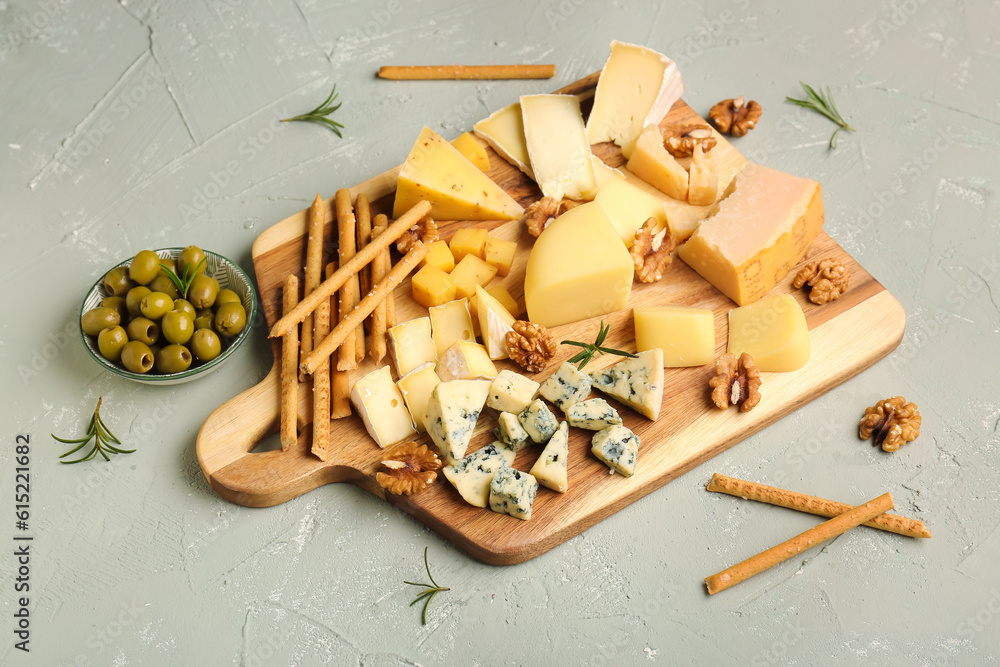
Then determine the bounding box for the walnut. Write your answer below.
[662,123,717,158]
[630,217,679,283]
[709,96,763,137]
[375,442,442,495]
[396,216,439,253]
[793,258,850,305]
[859,396,921,452]
[523,197,579,238]
[505,320,557,373]
[709,352,762,412]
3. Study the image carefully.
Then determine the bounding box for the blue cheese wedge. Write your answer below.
[489,464,539,520]
[517,399,560,444]
[566,398,622,431]
[349,366,416,448]
[424,379,491,463]
[487,369,540,414]
[588,348,664,420]
[443,442,516,508]
[494,411,531,451]
[591,425,640,477]
[529,421,569,493]
[539,361,592,412]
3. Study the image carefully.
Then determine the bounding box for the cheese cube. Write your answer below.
[450,254,497,300]
[591,425,640,477]
[450,132,490,172]
[473,102,535,180]
[521,94,598,201]
[475,285,516,360]
[489,465,538,520]
[388,317,437,376]
[483,236,517,277]
[566,398,622,430]
[539,361,592,412]
[529,421,569,493]
[524,202,634,327]
[487,286,520,318]
[487,369,540,414]
[627,125,688,200]
[677,163,824,306]
[349,366,416,448]
[396,363,440,433]
[449,228,489,263]
[424,379,490,463]
[422,240,456,273]
[728,294,810,372]
[411,265,456,308]
[687,144,719,206]
[633,306,715,368]
[593,177,669,248]
[494,411,531,451]
[589,349,664,421]
[443,442,516,508]
[437,340,497,381]
[429,299,476,358]
[518,399,559,444]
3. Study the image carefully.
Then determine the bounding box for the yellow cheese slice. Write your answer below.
[521,94,597,201]
[475,285,516,360]
[393,126,523,221]
[473,102,535,180]
[397,363,441,433]
[593,177,668,247]
[429,298,476,358]
[727,295,810,372]
[524,202,634,327]
[450,132,490,172]
[633,306,715,367]
[677,163,824,306]
[627,125,688,200]
[620,167,724,242]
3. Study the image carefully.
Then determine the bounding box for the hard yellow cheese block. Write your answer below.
[450,132,489,172]
[450,254,497,300]
[393,126,523,221]
[627,125,688,200]
[524,202,634,327]
[677,163,824,306]
[633,306,715,367]
[593,177,668,247]
[727,295,810,372]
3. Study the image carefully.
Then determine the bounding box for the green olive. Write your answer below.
[193,309,214,330]
[154,344,193,374]
[148,343,162,358]
[100,296,128,320]
[214,302,247,337]
[161,310,194,345]
[97,325,128,362]
[190,329,222,362]
[81,307,121,336]
[125,286,152,318]
[126,317,160,346]
[103,266,135,297]
[172,299,196,319]
[128,249,161,285]
[187,274,220,309]
[215,289,241,308]
[148,273,180,300]
[121,341,154,374]
[177,245,207,280]
[159,257,177,275]
[140,292,174,320]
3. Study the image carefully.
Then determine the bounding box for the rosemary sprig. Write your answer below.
[52,397,134,464]
[404,547,450,625]
[159,256,206,300]
[785,81,856,149]
[561,320,637,371]
[281,84,345,137]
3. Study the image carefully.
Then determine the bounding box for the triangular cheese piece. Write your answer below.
[588,349,664,421]
[473,102,535,181]
[475,285,516,360]
[424,379,491,463]
[529,421,569,493]
[442,441,516,508]
[393,126,523,221]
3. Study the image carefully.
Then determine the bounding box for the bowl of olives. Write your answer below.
[80,246,258,385]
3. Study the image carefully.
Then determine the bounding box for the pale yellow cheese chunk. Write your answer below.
[473,102,535,180]
[677,163,824,306]
[687,144,718,206]
[633,306,715,367]
[429,299,476,358]
[626,125,688,200]
[349,366,415,448]
[728,294,810,372]
[450,132,490,172]
[397,363,441,433]
[475,285,516,360]
[388,316,437,377]
[437,340,497,381]
[591,155,625,188]
[524,202,634,328]
[521,94,598,201]
[593,177,668,248]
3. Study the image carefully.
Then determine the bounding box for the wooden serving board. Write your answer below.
[197,72,905,565]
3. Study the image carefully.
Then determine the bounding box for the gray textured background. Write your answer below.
[2,0,998,665]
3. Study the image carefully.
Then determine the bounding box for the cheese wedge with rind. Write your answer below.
[396,363,440,433]
[627,125,688,200]
[349,366,416,448]
[475,285,516,360]
[473,102,535,180]
[521,94,597,201]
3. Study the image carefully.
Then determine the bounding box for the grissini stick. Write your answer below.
[378,64,555,80]
[299,193,325,380]
[279,274,299,451]
[327,262,352,420]
[310,294,332,461]
[335,189,360,371]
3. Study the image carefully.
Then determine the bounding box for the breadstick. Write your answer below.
[335,189,360,371]
[373,213,397,327]
[368,218,389,364]
[280,274,299,451]
[269,200,431,338]
[378,64,556,80]
[310,294,332,462]
[300,193,326,380]
[353,194,371,364]
[327,262,352,420]
[301,242,429,376]
[707,473,931,539]
[705,492,894,595]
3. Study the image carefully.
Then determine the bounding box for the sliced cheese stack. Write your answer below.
[677,163,824,306]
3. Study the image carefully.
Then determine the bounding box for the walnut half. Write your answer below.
[709,352,762,412]
[709,96,762,137]
[662,123,717,158]
[630,217,679,283]
[523,197,579,238]
[505,320,557,373]
[793,258,850,305]
[375,442,442,496]
[396,216,439,254]
[859,397,921,452]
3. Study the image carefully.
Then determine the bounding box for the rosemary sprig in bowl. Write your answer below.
[785,81,856,149]
[281,83,345,137]
[51,397,134,464]
[562,321,636,371]
[159,256,206,300]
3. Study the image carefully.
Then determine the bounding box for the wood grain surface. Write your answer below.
[196,72,905,565]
